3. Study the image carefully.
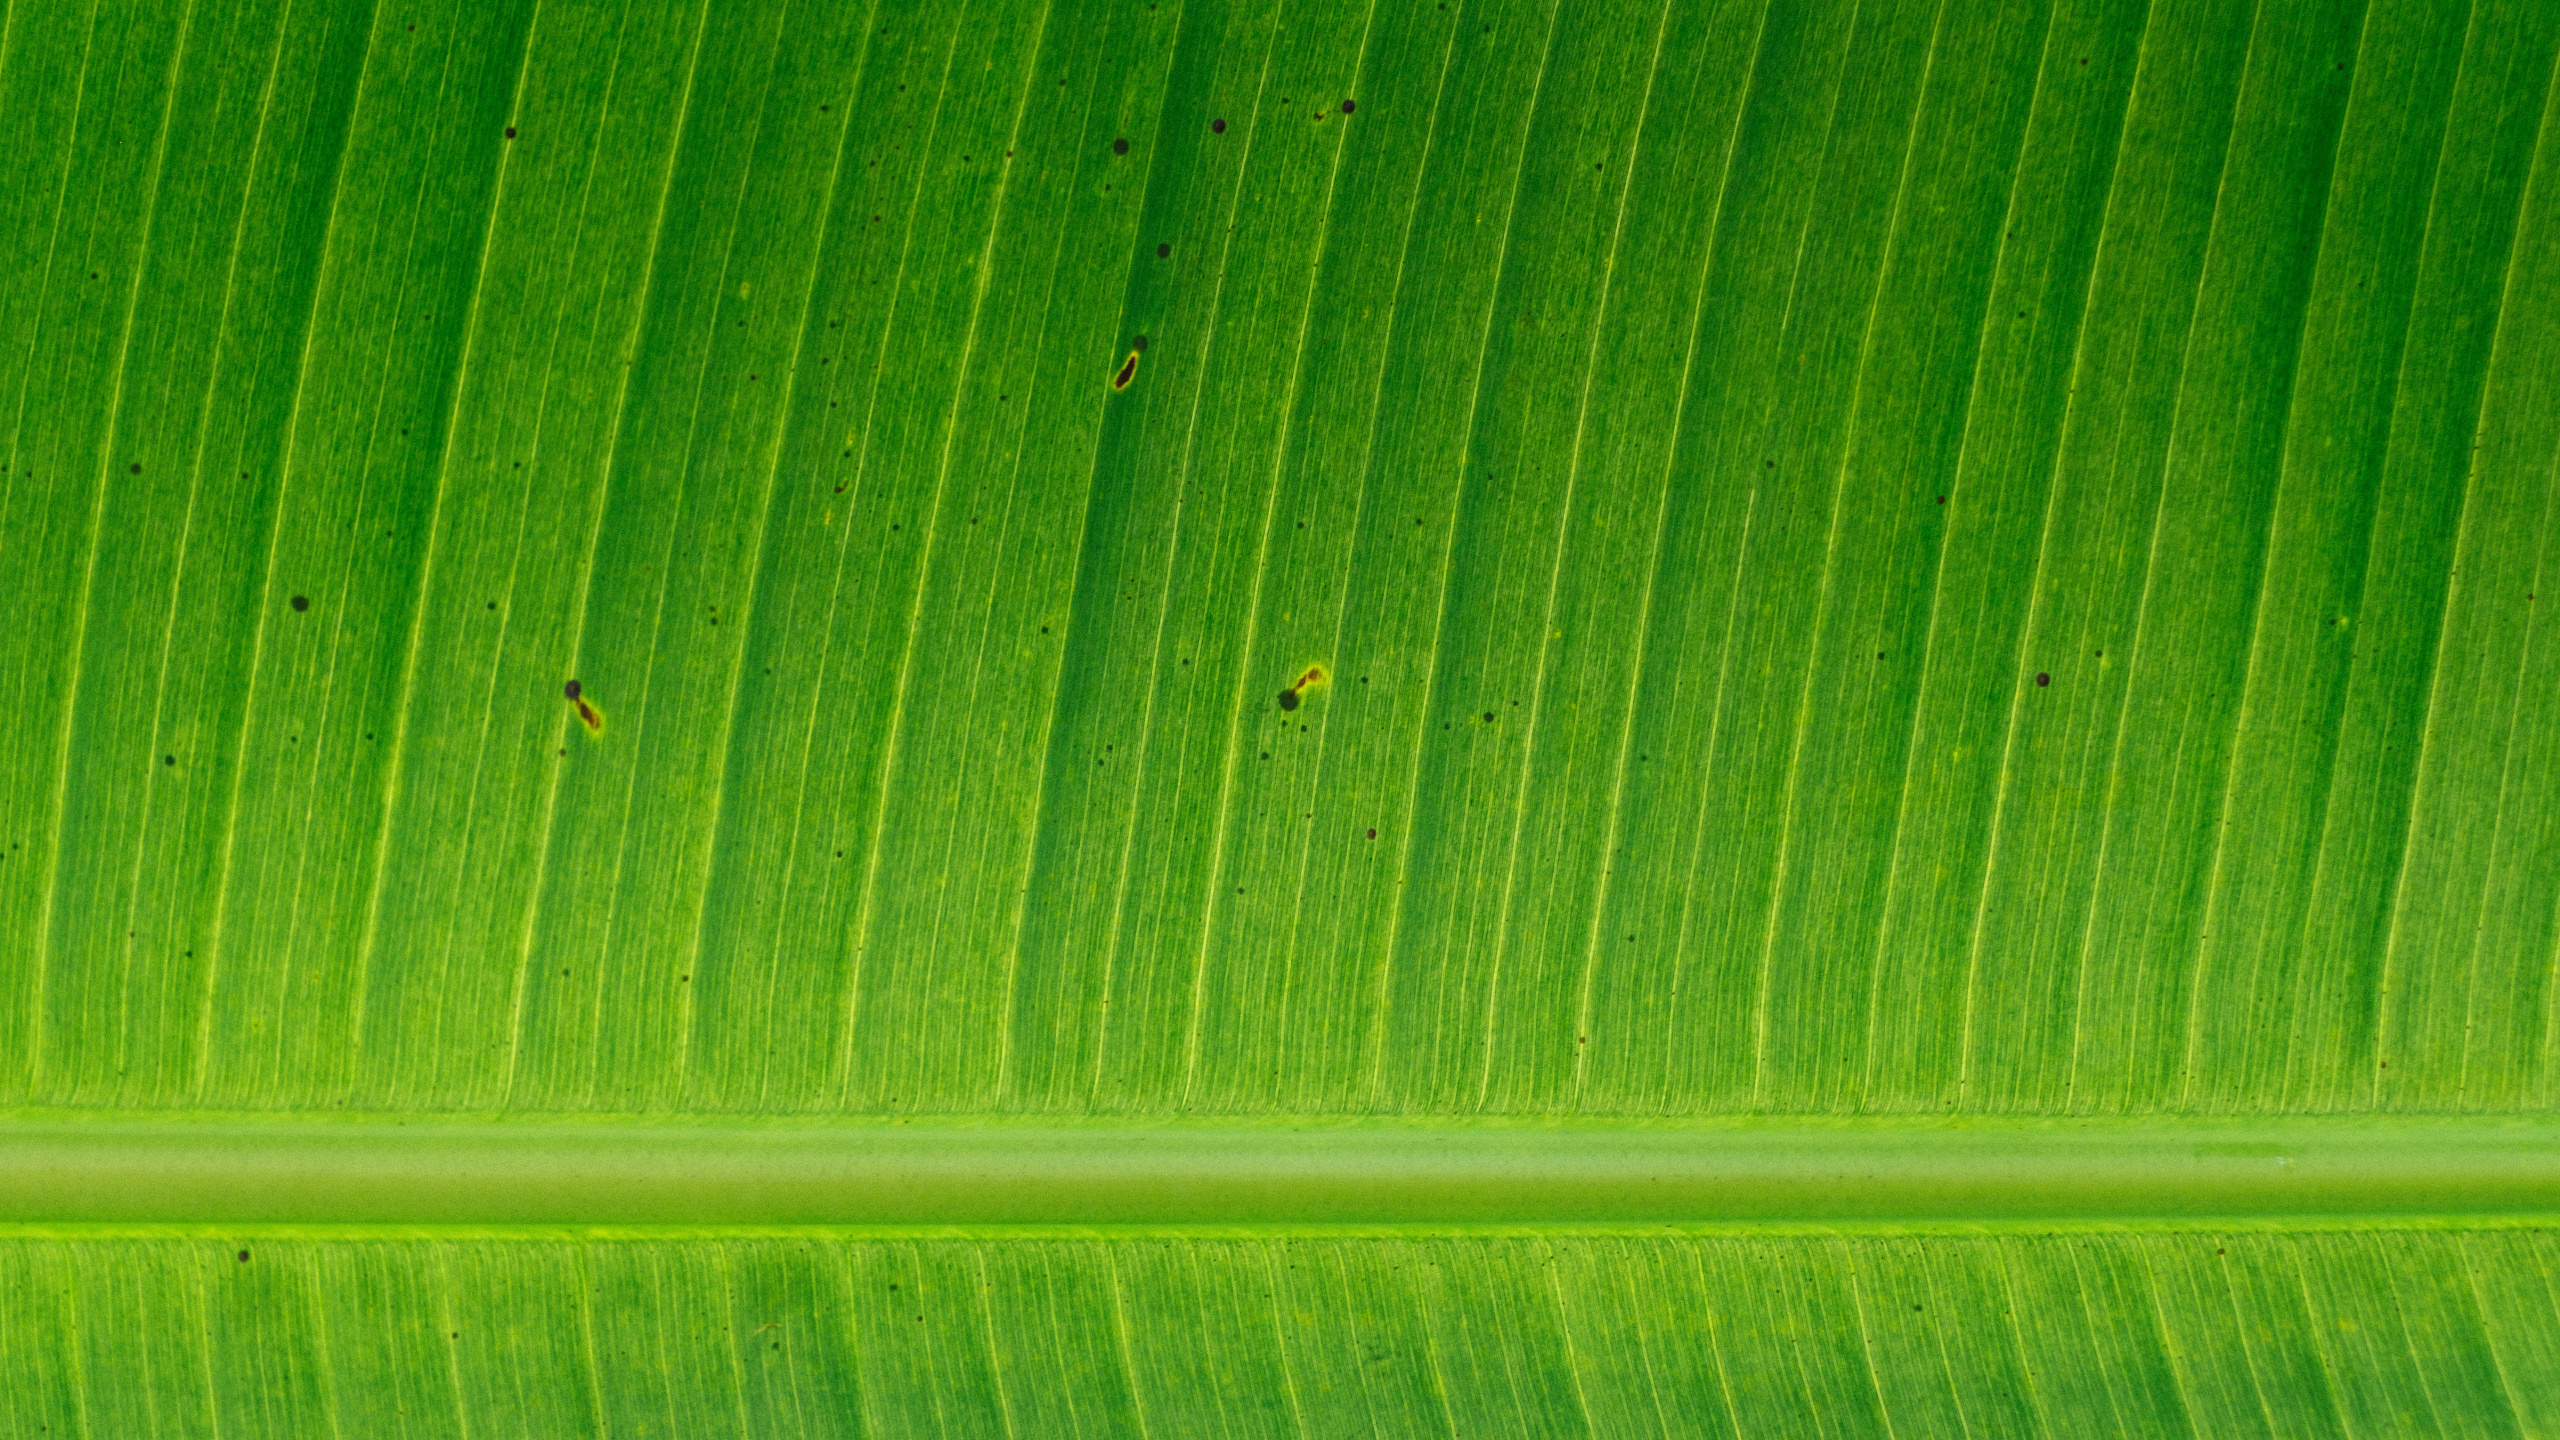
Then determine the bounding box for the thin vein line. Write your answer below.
[1086,0,1275,1096]
[2289,0,2492,1107]
[1540,1248,1599,1438]
[1916,1250,1978,1437]
[980,0,1149,1107]
[58,1248,92,1440]
[2378,26,2560,1104]
[31,0,195,1088]
[972,1249,1022,1440]
[122,0,291,1089]
[2037,17,2161,1112]
[834,0,1012,1101]
[2182,0,2375,1114]
[497,0,679,1100]
[855,0,1050,1109]
[2457,1234,2531,1432]
[1678,0,1850,1111]
[1660,480,1757,1111]
[668,0,869,1100]
[304,1246,348,1440]
[1287,0,1464,1116]
[1104,1248,1155,1440]
[2476,423,2560,1105]
[1841,1251,1903,1440]
[577,2,796,1106]
[700,1249,747,1439]
[984,27,1117,1105]
[1262,1249,1310,1439]
[2163,1,2289,1107]
[194,0,383,1101]
[1744,0,1894,1106]
[1364,0,1567,1108]
[1682,1241,1747,1437]
[1966,0,2157,1109]
[2290,1241,2361,1433]
[267,25,489,1092]
[1326,4,1466,1110]
[1475,0,1673,1111]
[0,0,35,534]
[882,5,1052,1107]
[720,19,884,1109]
[1859,0,2053,1107]
[1176,0,1384,1103]
[1573,0,1772,1101]
[1990,1244,2055,1437]
[433,1247,473,1440]
[433,0,645,1105]
[2456,300,2560,1103]
[347,0,545,1053]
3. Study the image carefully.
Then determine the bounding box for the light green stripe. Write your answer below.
[2,1115,2554,1224]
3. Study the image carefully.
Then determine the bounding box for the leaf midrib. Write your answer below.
[5,1113,2555,1226]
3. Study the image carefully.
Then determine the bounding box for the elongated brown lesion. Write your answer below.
[1112,350,1140,391]
[1278,664,1329,712]
[565,679,605,736]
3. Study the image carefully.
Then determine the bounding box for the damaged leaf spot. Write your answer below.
[1113,350,1141,391]
[1279,664,1328,709]
[566,680,606,735]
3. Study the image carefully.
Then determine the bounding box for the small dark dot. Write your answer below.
[1211,119,1227,133]
[1132,334,1148,352]
[290,595,309,612]
[1366,828,1377,840]
[505,126,517,139]
[1112,137,1129,155]
[129,463,141,474]
[1279,689,1299,711]
[2036,673,2050,687]
[237,1250,250,1263]
[1341,99,1355,114]
[564,680,581,700]
[1936,495,1946,504]
[1482,711,1494,723]
[163,756,174,766]
[1157,242,1171,258]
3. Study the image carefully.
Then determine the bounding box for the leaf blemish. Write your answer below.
[566,680,605,735]
[1113,350,1140,391]
[1279,664,1328,710]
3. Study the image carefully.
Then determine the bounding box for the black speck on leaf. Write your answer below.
[1113,137,1129,155]
[1341,99,1355,114]
[1279,689,1299,711]
[1212,118,1227,133]
[290,595,309,612]
[1482,712,1494,723]
[505,126,517,139]
[2036,673,2050,687]
[564,679,581,700]
[237,1250,249,1263]
[1132,334,1149,352]
[1157,242,1171,258]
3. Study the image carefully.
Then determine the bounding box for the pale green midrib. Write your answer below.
[3,1114,2557,1225]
